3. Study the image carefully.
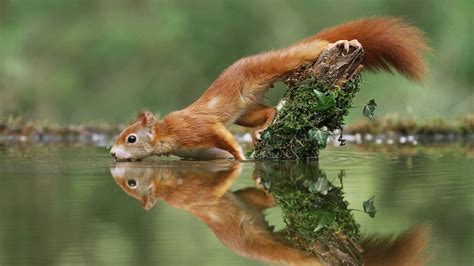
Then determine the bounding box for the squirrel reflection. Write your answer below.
[110,162,428,266]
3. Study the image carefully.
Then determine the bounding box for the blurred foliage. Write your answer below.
[0,0,472,124]
[346,113,474,135]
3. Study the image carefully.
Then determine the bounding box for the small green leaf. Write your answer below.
[262,179,272,191]
[313,89,336,111]
[313,211,336,232]
[313,89,324,100]
[261,131,271,140]
[308,177,332,195]
[308,128,331,149]
[363,99,377,120]
[246,150,256,159]
[363,195,377,218]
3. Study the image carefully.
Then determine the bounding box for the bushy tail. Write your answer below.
[362,225,430,266]
[311,17,430,82]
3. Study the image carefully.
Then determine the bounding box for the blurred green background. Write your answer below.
[0,0,472,124]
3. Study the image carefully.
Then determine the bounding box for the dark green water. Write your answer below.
[0,143,472,265]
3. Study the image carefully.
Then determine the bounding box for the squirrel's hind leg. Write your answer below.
[234,187,276,211]
[236,104,277,144]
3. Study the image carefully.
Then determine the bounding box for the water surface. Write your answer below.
[0,143,472,265]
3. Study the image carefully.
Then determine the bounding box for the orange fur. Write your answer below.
[236,104,277,144]
[362,226,430,266]
[110,162,429,265]
[111,17,430,161]
[311,17,430,82]
[111,162,322,266]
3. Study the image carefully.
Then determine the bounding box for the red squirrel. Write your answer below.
[110,162,429,265]
[110,17,429,161]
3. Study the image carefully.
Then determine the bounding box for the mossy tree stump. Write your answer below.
[254,44,364,160]
[255,162,364,265]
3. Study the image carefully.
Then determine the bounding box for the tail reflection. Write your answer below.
[110,161,428,266]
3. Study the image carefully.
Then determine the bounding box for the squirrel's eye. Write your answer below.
[127,179,137,188]
[127,134,137,144]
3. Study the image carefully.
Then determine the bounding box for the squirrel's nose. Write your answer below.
[110,152,116,157]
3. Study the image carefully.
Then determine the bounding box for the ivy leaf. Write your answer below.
[246,150,256,159]
[262,179,272,192]
[308,177,332,195]
[363,195,377,218]
[313,89,336,111]
[308,128,331,149]
[363,99,377,120]
[261,131,271,140]
[313,211,336,232]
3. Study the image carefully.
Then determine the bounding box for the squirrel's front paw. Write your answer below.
[329,39,362,52]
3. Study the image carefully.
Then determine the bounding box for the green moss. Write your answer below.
[256,162,363,264]
[254,74,361,159]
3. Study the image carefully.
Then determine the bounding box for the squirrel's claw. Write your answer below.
[330,39,362,53]
[253,129,265,145]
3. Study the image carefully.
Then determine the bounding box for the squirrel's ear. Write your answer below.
[138,111,156,128]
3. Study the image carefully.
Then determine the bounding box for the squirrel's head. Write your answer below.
[110,111,157,161]
[110,161,242,211]
[110,163,159,210]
